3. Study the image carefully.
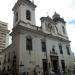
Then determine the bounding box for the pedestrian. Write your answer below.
[34,68,37,75]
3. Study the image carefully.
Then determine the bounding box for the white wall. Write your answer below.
[20,5,36,25]
[13,4,36,28]
[18,30,73,73]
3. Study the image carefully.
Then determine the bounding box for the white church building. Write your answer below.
[0,0,74,74]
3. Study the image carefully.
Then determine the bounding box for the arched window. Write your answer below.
[66,46,70,55]
[26,10,31,21]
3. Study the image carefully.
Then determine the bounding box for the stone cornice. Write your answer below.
[40,16,56,25]
[57,32,68,39]
[12,24,70,43]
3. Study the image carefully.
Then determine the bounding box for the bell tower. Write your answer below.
[12,0,36,27]
[52,12,68,37]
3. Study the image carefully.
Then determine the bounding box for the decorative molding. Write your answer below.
[41,38,46,42]
[12,25,70,43]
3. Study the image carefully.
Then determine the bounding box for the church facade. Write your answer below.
[0,0,74,74]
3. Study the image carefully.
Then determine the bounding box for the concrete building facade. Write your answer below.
[0,0,74,74]
[0,21,9,52]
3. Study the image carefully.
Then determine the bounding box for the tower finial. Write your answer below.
[47,12,49,17]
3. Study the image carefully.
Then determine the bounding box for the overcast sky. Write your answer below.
[0,0,75,54]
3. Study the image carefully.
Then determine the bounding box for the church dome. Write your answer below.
[52,12,60,19]
[52,12,66,23]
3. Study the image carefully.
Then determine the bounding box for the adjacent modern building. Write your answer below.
[0,0,74,74]
[0,21,9,52]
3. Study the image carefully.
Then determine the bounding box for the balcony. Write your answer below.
[50,51,58,56]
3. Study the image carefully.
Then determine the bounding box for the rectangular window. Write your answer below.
[8,53,10,62]
[61,60,65,73]
[59,45,63,54]
[12,54,16,67]
[3,55,6,64]
[41,41,46,52]
[26,38,32,50]
[26,10,31,21]
[7,66,10,71]
[66,46,70,55]
[15,12,18,22]
[3,67,5,72]
[0,61,1,65]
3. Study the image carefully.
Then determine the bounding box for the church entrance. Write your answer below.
[52,60,58,72]
[50,56,59,72]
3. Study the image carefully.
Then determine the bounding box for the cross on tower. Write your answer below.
[47,12,49,17]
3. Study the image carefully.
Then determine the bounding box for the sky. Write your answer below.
[0,0,75,54]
